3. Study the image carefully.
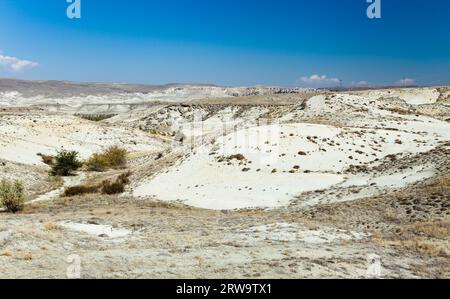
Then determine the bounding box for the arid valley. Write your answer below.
[0,80,449,278]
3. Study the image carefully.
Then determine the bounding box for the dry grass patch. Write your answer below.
[403,239,449,258]
[371,220,450,258]
[371,236,449,258]
[0,251,12,257]
[436,174,450,189]
[411,222,450,239]
[101,180,125,195]
[23,253,33,261]
[63,172,132,197]
[37,153,55,166]
[101,171,132,195]
[43,222,59,231]
[402,221,450,257]
[63,185,99,197]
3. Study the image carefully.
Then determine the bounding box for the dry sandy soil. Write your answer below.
[0,82,449,278]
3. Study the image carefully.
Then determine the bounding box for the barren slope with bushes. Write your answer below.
[0,83,448,278]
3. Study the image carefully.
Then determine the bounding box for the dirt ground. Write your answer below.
[1,185,448,278]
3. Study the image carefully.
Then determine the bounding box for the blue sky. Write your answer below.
[0,0,449,87]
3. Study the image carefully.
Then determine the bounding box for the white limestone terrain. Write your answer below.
[0,80,449,278]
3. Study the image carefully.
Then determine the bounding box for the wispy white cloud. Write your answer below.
[397,78,415,86]
[0,54,39,72]
[298,74,340,86]
[352,81,369,86]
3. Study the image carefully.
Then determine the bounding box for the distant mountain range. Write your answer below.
[0,78,310,107]
[0,78,222,98]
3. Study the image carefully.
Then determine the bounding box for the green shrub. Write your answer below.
[52,150,82,176]
[0,179,26,213]
[63,185,99,197]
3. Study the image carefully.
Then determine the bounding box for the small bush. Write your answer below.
[0,179,26,213]
[85,146,127,172]
[63,185,99,197]
[117,171,132,185]
[103,146,127,168]
[52,150,82,176]
[101,172,132,195]
[85,153,110,172]
[101,180,125,195]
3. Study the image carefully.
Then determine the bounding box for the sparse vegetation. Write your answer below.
[85,146,127,172]
[75,114,117,122]
[148,128,176,137]
[0,179,26,213]
[43,222,59,231]
[103,146,127,168]
[373,236,450,258]
[436,174,450,189]
[1,85,449,278]
[23,253,33,261]
[117,171,132,185]
[386,107,415,115]
[63,185,99,197]
[47,174,64,188]
[85,153,110,172]
[412,221,450,239]
[148,128,159,135]
[101,171,132,195]
[0,251,12,257]
[52,150,82,176]
[228,154,246,161]
[37,153,54,166]
[62,172,132,197]
[101,180,125,195]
